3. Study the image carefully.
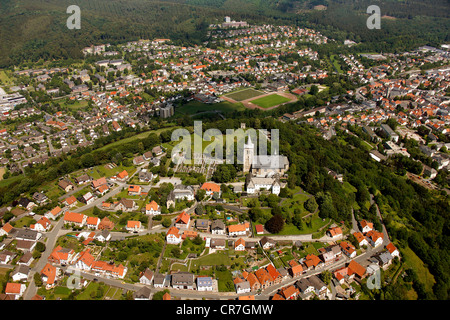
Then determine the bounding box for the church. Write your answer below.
[243,135,289,195]
[243,135,289,177]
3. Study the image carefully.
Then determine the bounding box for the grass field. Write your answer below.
[401,246,436,293]
[224,88,265,101]
[249,94,291,109]
[0,70,13,85]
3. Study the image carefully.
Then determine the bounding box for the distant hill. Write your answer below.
[0,0,448,67]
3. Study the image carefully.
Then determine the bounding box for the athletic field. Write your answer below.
[224,88,265,101]
[249,94,291,109]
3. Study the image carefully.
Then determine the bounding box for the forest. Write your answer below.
[0,0,449,67]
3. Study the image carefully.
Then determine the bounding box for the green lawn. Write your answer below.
[401,246,436,293]
[60,99,89,111]
[96,127,180,152]
[249,94,291,108]
[224,88,265,101]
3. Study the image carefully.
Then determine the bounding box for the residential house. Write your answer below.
[128,185,142,196]
[30,216,52,232]
[200,182,221,197]
[289,264,304,278]
[4,283,26,300]
[373,251,394,269]
[86,216,100,229]
[359,220,373,233]
[260,236,276,250]
[175,211,190,229]
[98,217,115,230]
[166,226,182,245]
[95,230,111,242]
[295,278,315,296]
[209,238,226,250]
[48,246,76,265]
[339,241,356,258]
[133,156,145,166]
[145,201,161,215]
[280,285,300,300]
[0,251,16,264]
[134,286,152,300]
[195,219,209,231]
[234,278,251,294]
[197,276,214,291]
[116,170,129,182]
[11,265,30,282]
[366,230,384,247]
[228,222,249,237]
[62,196,78,208]
[58,180,74,193]
[171,272,194,290]
[14,229,42,242]
[126,220,142,233]
[211,220,226,235]
[63,212,87,227]
[45,206,64,220]
[153,273,168,288]
[245,272,261,292]
[115,199,138,212]
[139,269,154,286]
[32,192,48,205]
[386,242,400,258]
[234,238,246,251]
[41,263,59,289]
[266,264,283,284]
[303,254,323,270]
[353,232,369,247]
[74,249,95,271]
[326,226,343,239]
[254,268,273,289]
[0,223,14,237]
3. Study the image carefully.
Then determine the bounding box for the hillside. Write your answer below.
[0,0,449,67]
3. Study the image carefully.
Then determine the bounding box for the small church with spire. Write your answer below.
[242,134,289,195]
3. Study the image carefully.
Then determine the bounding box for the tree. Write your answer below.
[292,213,304,230]
[265,214,284,234]
[320,270,332,285]
[196,189,206,201]
[304,197,318,213]
[309,85,319,95]
[35,241,46,253]
[34,272,43,287]
[162,218,171,228]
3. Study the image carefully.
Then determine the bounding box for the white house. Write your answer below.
[139,269,154,286]
[145,201,161,215]
[196,276,214,291]
[166,227,182,244]
[235,280,251,294]
[246,176,281,195]
[11,265,30,282]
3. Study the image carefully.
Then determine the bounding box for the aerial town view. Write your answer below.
[0,0,448,311]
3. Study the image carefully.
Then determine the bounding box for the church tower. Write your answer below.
[243,135,254,173]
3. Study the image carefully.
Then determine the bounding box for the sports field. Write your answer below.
[224,88,265,101]
[249,94,291,109]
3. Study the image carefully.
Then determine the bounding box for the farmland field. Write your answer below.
[224,88,265,101]
[249,94,291,109]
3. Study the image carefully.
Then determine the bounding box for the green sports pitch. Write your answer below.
[224,88,265,101]
[249,94,291,109]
